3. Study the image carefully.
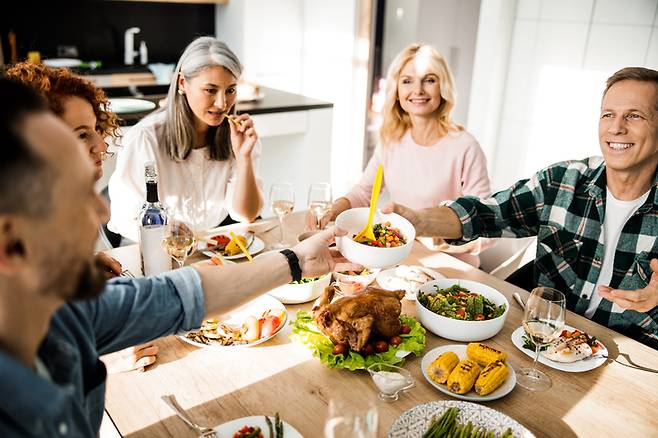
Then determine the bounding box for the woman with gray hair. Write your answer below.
[108,36,263,242]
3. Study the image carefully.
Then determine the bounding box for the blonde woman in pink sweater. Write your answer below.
[310,43,492,266]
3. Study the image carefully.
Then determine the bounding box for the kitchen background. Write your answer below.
[2,0,658,205]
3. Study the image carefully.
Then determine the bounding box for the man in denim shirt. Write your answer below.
[386,67,658,349]
[0,79,350,437]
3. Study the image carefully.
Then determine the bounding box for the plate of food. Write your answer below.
[421,343,515,402]
[179,295,286,348]
[388,400,534,438]
[214,413,302,438]
[290,286,426,370]
[511,325,608,372]
[200,232,265,260]
[377,265,444,299]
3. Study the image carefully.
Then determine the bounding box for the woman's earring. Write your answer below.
[178,89,185,95]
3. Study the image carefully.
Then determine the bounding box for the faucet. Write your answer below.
[124,27,141,65]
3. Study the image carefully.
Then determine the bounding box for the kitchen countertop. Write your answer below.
[107,86,333,126]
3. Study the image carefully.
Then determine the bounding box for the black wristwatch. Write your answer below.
[279,249,302,282]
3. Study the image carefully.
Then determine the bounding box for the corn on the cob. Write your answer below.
[427,351,459,384]
[447,359,481,394]
[474,360,508,395]
[466,342,507,366]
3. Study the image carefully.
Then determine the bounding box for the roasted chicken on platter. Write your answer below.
[312,285,405,352]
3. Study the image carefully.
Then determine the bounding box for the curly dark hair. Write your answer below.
[5,62,120,140]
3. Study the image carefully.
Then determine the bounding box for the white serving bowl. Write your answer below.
[335,208,415,268]
[415,279,509,342]
[256,251,332,304]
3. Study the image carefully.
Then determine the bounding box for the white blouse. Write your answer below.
[107,112,262,242]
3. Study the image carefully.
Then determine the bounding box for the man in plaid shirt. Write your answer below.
[387,67,658,349]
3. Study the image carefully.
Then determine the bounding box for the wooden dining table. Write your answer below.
[103,211,658,438]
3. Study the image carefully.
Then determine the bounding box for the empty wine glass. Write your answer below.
[517,286,566,391]
[324,398,378,438]
[270,183,295,249]
[308,182,332,230]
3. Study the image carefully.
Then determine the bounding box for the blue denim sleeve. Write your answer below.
[74,267,205,355]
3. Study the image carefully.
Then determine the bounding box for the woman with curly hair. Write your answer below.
[6,62,159,372]
[5,61,120,182]
[308,43,492,266]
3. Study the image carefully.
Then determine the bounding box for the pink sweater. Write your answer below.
[344,129,492,266]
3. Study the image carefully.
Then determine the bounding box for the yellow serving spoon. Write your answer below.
[229,231,253,261]
[354,164,383,242]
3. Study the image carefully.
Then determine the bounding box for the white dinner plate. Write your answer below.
[376,265,444,299]
[510,325,608,372]
[200,235,265,260]
[178,295,286,348]
[107,98,156,114]
[388,400,535,438]
[213,415,303,437]
[421,344,516,402]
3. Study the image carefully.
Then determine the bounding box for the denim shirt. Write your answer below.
[0,267,204,437]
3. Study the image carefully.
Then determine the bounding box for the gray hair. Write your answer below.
[158,36,243,161]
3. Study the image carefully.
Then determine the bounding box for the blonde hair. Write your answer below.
[380,43,462,145]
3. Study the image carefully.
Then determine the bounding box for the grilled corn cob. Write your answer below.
[475,360,508,395]
[466,342,507,366]
[446,359,481,394]
[427,351,459,384]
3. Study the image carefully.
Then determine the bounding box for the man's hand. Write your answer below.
[100,344,159,374]
[598,258,658,312]
[381,202,463,239]
[96,252,122,279]
[292,226,361,277]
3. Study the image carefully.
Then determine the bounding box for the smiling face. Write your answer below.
[178,65,238,129]
[60,96,106,181]
[599,79,658,180]
[397,56,442,118]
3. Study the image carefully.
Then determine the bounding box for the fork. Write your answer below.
[162,395,218,438]
[121,269,135,278]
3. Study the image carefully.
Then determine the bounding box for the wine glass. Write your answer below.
[517,286,566,391]
[162,218,196,269]
[270,183,295,249]
[308,182,332,230]
[324,398,378,438]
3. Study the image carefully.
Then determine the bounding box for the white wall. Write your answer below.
[215,0,369,201]
[469,0,658,192]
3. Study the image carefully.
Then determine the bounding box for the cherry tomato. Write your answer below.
[332,343,348,356]
[374,340,389,353]
[389,336,402,346]
[400,325,412,335]
[361,344,375,356]
[260,315,280,338]
[474,313,485,321]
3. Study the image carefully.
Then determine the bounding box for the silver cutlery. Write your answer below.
[121,269,135,278]
[512,292,526,310]
[161,394,218,438]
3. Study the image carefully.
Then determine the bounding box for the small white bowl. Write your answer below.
[415,279,509,342]
[335,208,415,268]
[255,250,332,304]
[333,268,381,288]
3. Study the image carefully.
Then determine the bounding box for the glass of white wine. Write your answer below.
[308,182,332,230]
[270,182,295,249]
[517,286,566,391]
[162,218,196,269]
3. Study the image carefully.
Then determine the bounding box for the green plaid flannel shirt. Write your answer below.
[448,157,658,349]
